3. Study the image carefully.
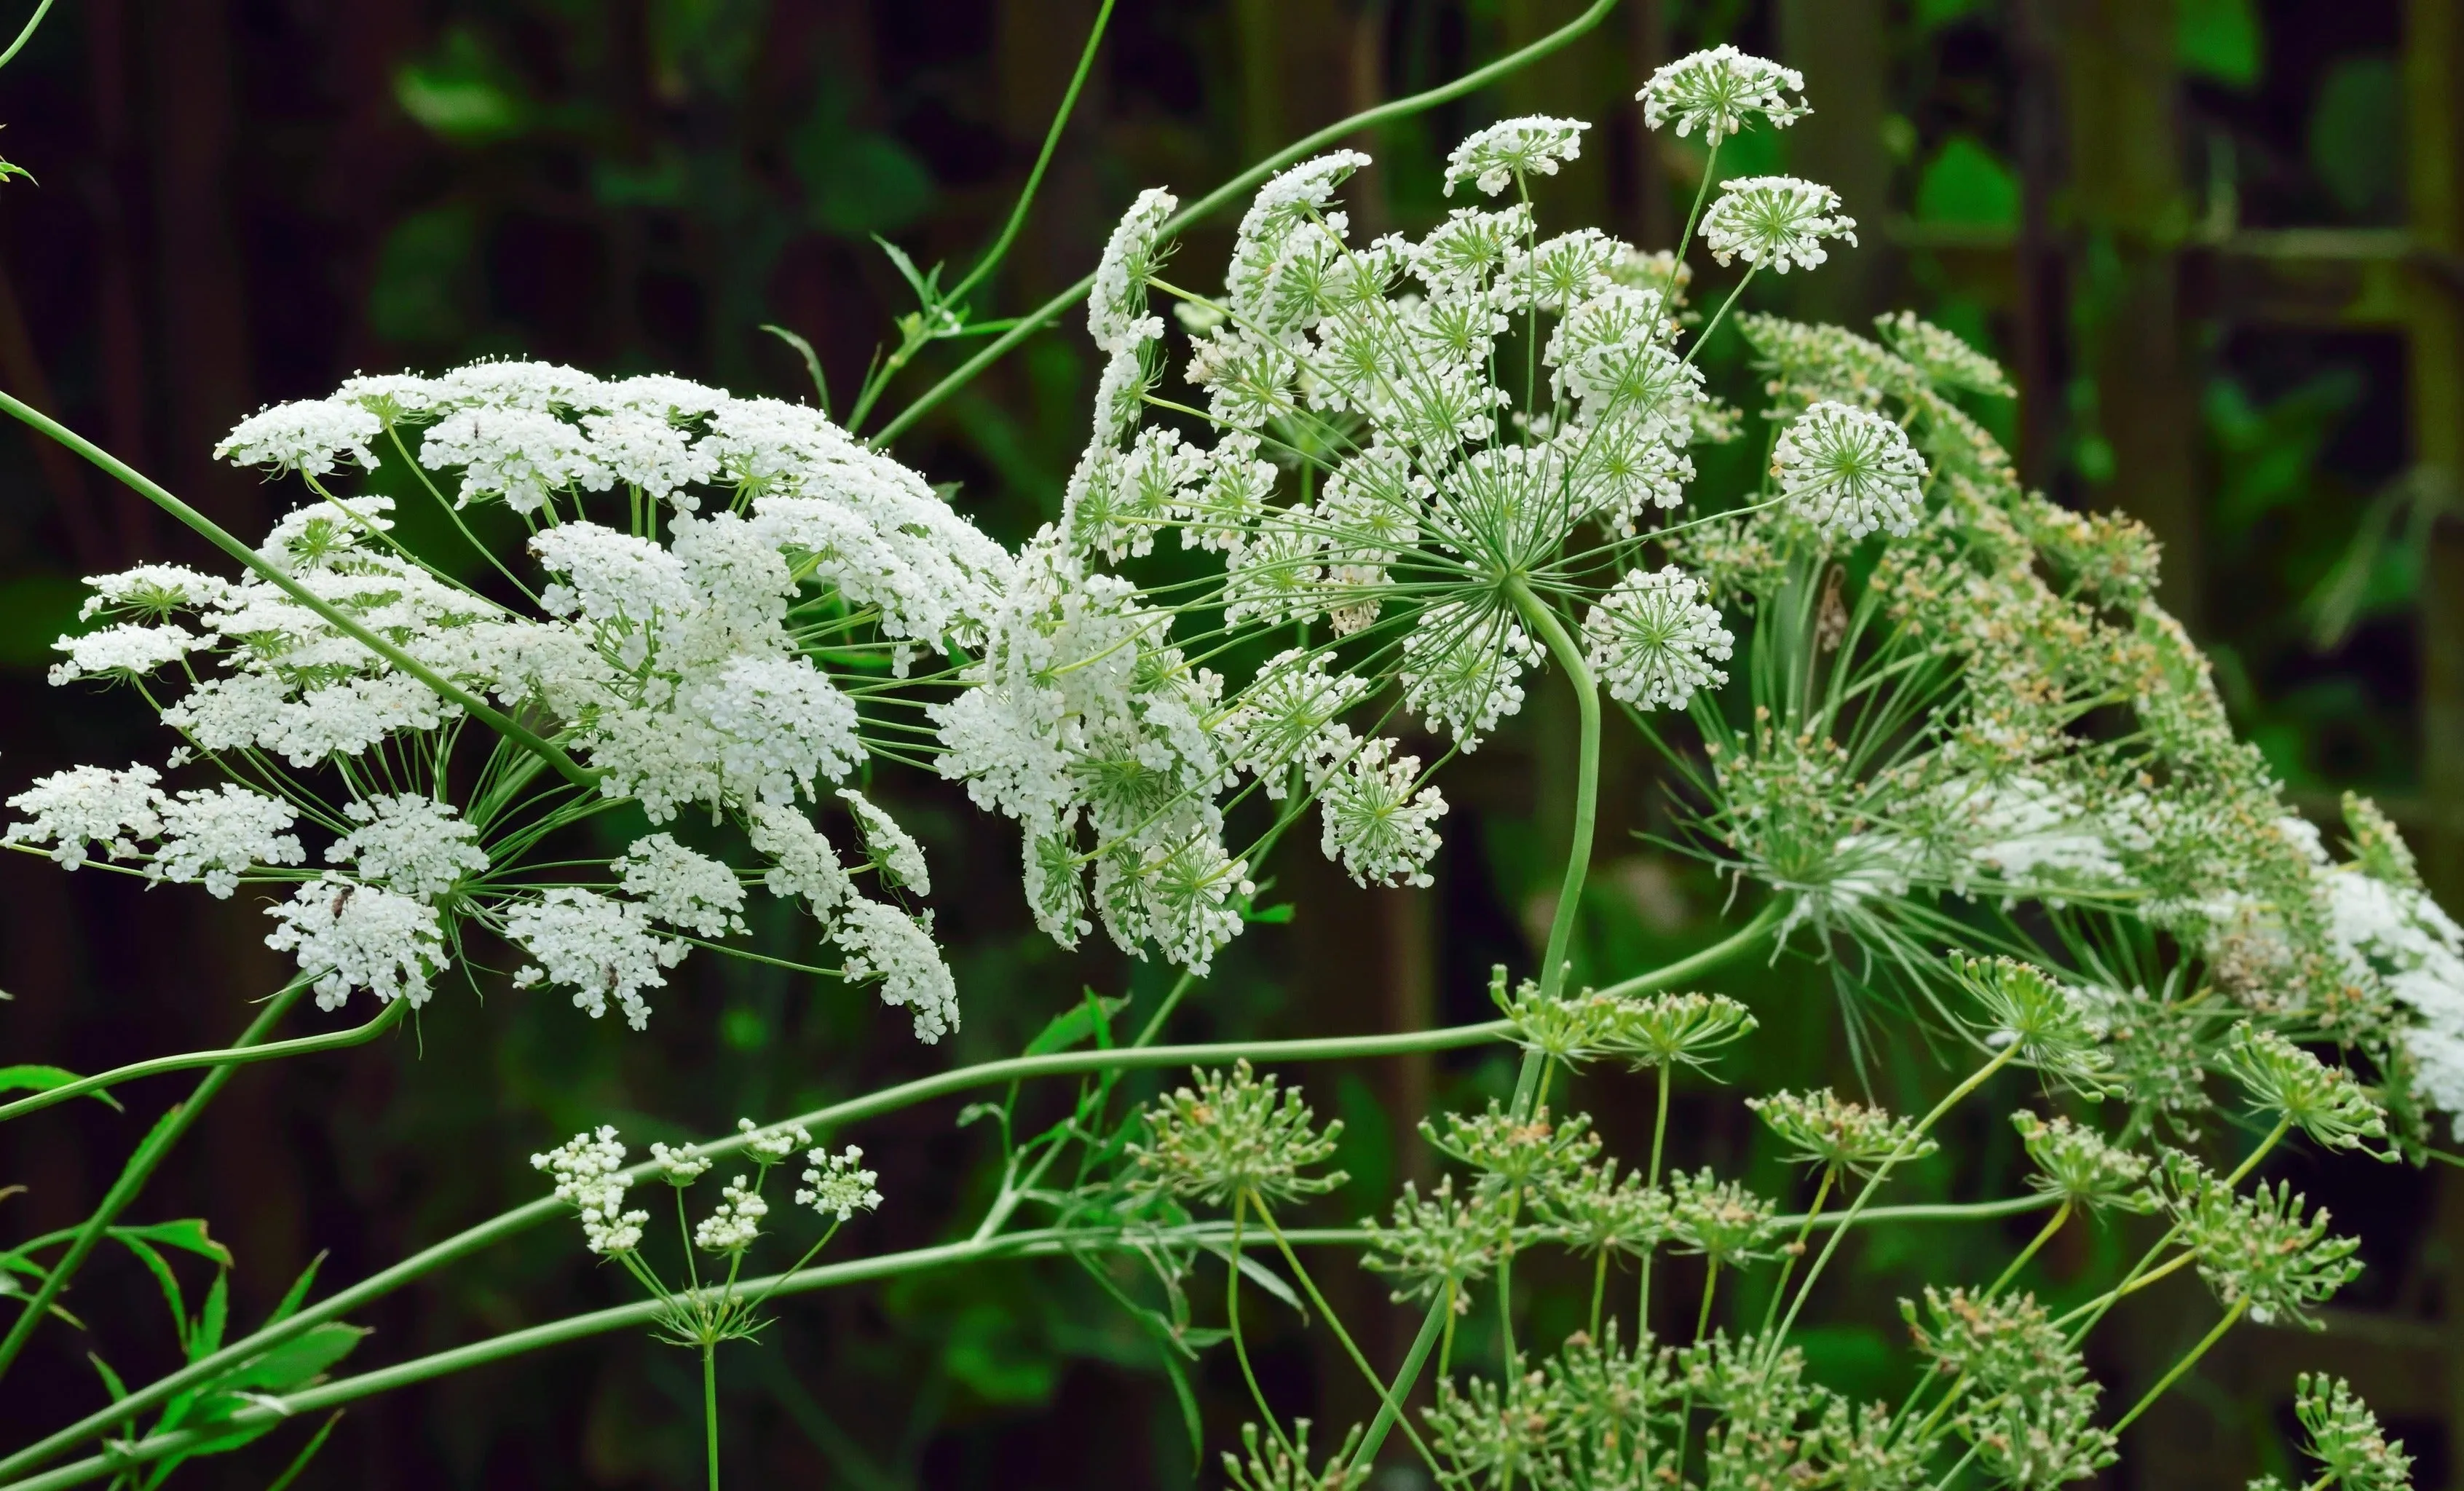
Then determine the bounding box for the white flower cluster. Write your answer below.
[739,1117,812,1163]
[15,357,983,1043]
[796,1145,884,1222]
[1582,565,1734,711]
[1702,176,1857,274]
[692,1176,768,1254]
[1318,739,1449,889]
[1637,44,1809,143]
[1772,400,1927,539]
[1443,116,1590,197]
[531,1126,648,1256]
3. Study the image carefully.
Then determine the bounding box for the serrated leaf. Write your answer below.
[108,1219,232,1268]
[192,1268,229,1362]
[0,1064,121,1110]
[1024,991,1129,1056]
[114,1235,188,1352]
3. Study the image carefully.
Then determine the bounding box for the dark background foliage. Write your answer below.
[1,1,2458,1487]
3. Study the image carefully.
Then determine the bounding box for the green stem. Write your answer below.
[0,0,53,71]
[1674,138,1721,262]
[2062,1115,2291,1345]
[1507,581,1600,1008]
[1766,1043,2019,1348]
[1680,264,1758,368]
[1225,1193,1295,1461]
[866,0,1622,447]
[1760,1167,1833,1334]
[1694,1259,1721,1342]
[2111,1298,2249,1434]
[702,1343,721,1491]
[0,998,406,1125]
[1638,1061,1672,1341]
[1589,1250,1609,1341]
[0,979,309,1380]
[1257,1205,1438,1474]
[1985,1199,2069,1298]
[0,391,597,792]
[1590,899,1783,1001]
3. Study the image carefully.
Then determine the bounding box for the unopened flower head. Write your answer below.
[1953,957,2111,1091]
[2286,1375,2414,1491]
[2217,1023,2390,1155]
[1423,1102,1600,1190]
[1748,1088,1934,1176]
[648,1141,711,1186]
[1663,1168,1779,1267]
[1702,176,1857,274]
[2163,1155,2361,1327]
[1606,991,1758,1071]
[1359,1175,1502,1310]
[1535,1160,1673,1258]
[1638,46,1809,143]
[1221,1418,1369,1491]
[1873,311,2014,399]
[2010,1111,2153,1214]
[1129,1060,1346,1207]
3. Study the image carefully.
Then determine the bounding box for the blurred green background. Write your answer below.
[1,0,2460,1487]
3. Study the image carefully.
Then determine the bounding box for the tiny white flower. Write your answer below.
[4,763,164,869]
[1090,187,1179,355]
[328,794,489,902]
[837,789,931,895]
[1772,400,1929,540]
[264,874,443,1011]
[216,398,384,475]
[649,1141,712,1186]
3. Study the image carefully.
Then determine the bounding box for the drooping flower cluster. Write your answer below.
[13,358,987,1040]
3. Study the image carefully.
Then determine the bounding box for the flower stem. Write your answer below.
[1760,1167,1833,1334]
[1985,1199,2069,1299]
[867,0,1623,448]
[2112,1298,2250,1434]
[1507,580,1600,1009]
[0,976,309,1380]
[1257,1205,1439,1474]
[701,1343,721,1491]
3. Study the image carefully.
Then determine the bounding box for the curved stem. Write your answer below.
[1225,1193,1295,1462]
[0,979,309,1380]
[0,0,53,72]
[0,390,598,792]
[866,0,1623,448]
[1591,899,1783,1001]
[1507,581,1600,1008]
[0,998,406,1126]
[940,1,1112,314]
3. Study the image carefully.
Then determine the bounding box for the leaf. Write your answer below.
[0,1064,122,1111]
[759,324,833,417]
[1158,1347,1205,1476]
[1915,136,2018,230]
[114,1235,189,1353]
[1024,992,1129,1056]
[2177,0,2261,89]
[262,1412,344,1491]
[191,1268,229,1363]
[211,1322,370,1398]
[392,26,529,143]
[1239,900,1295,925]
[1195,1245,1305,1318]
[264,1251,326,1329]
[108,1219,232,1268]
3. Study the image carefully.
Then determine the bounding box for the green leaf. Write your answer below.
[1158,1346,1204,1475]
[114,1235,189,1353]
[759,324,833,417]
[191,1268,229,1363]
[211,1322,370,1398]
[262,1412,344,1491]
[393,26,529,143]
[108,1219,232,1269]
[1239,900,1295,925]
[1024,992,1129,1056]
[1915,136,2018,229]
[2178,0,2261,88]
[0,1063,120,1111]
[264,1251,326,1329]
[2308,55,2401,218]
